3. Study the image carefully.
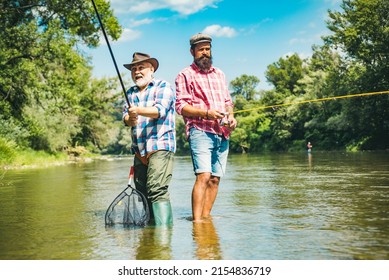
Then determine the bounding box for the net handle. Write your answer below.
[128,166,134,185]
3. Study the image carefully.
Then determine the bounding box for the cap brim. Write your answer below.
[191,39,212,46]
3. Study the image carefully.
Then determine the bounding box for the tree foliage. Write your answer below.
[225,0,389,153]
[230,74,260,101]
[0,0,125,155]
[325,0,389,90]
[265,54,304,95]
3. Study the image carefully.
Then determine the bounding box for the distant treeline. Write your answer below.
[1,0,388,165]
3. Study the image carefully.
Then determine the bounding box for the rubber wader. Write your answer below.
[152,200,173,226]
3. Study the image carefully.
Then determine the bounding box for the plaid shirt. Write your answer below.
[175,63,234,138]
[123,79,176,157]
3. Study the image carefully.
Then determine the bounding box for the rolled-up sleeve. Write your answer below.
[175,72,192,115]
[154,81,175,119]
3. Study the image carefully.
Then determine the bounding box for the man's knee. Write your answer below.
[196,172,212,184]
[209,176,220,188]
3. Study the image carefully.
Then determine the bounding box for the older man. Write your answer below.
[123,52,176,225]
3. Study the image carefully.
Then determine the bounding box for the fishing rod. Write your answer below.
[233,90,389,114]
[90,0,130,107]
[92,0,151,227]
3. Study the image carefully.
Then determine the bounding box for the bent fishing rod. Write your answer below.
[91,0,130,107]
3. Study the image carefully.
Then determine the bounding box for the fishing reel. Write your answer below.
[220,112,230,127]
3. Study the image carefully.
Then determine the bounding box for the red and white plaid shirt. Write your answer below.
[175,63,234,139]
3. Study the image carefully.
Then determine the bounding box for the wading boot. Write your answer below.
[152,200,173,226]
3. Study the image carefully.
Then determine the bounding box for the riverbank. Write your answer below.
[0,150,133,170]
[0,146,107,170]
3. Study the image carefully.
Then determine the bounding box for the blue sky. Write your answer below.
[87,0,342,90]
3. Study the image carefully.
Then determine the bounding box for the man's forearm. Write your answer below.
[181,104,207,119]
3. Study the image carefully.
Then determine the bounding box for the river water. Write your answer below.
[0,152,388,260]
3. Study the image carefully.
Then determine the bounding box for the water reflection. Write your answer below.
[0,165,96,259]
[135,226,172,260]
[1,152,388,259]
[192,218,222,260]
[307,152,312,170]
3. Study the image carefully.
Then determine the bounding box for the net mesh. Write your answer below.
[105,166,150,227]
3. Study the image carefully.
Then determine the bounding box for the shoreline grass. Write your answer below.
[1,149,75,170]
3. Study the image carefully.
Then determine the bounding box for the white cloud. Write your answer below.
[325,0,342,5]
[130,18,154,27]
[129,1,164,14]
[99,28,141,45]
[111,0,161,14]
[243,18,272,35]
[283,52,311,60]
[202,24,237,38]
[168,0,221,15]
[111,0,221,16]
[118,28,142,42]
[297,52,312,60]
[289,29,329,45]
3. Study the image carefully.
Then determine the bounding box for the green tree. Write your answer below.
[0,0,124,154]
[325,0,389,90]
[231,110,271,153]
[230,74,260,101]
[265,54,304,95]
[324,0,389,149]
[0,0,121,46]
[175,117,190,154]
[0,0,121,115]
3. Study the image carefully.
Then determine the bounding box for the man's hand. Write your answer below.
[226,115,237,130]
[207,109,225,120]
[124,113,138,126]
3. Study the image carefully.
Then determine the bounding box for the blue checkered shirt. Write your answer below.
[123,79,176,157]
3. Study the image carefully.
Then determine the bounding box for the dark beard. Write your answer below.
[194,55,213,72]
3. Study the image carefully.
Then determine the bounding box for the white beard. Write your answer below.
[135,71,153,89]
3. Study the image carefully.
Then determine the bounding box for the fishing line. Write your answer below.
[233,90,389,115]
[91,0,130,107]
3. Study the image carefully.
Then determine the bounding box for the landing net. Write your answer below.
[105,166,150,227]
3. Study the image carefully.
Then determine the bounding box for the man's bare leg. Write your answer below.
[202,176,220,218]
[192,172,211,222]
